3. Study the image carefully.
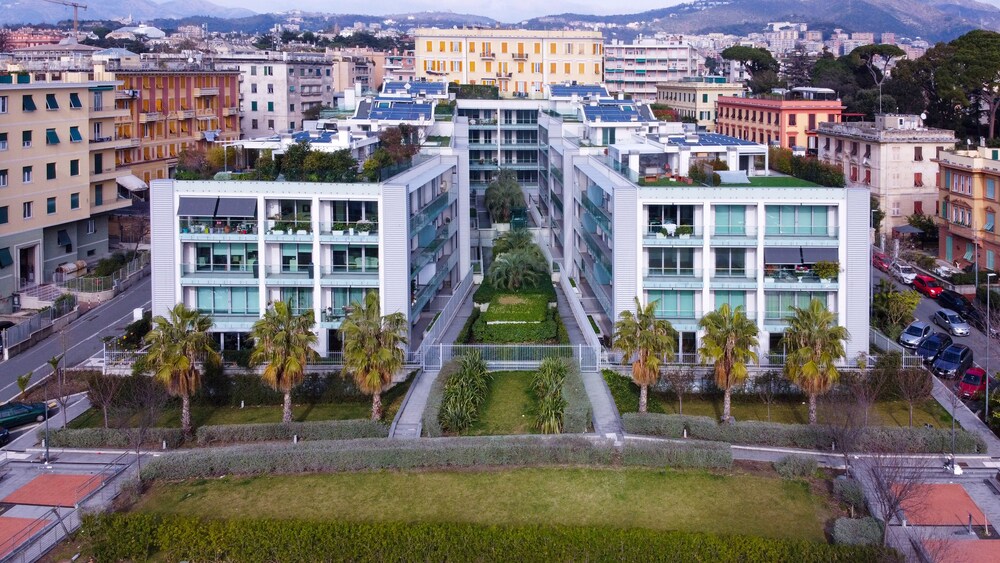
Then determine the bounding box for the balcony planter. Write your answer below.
[656,228,666,239]
[677,225,694,239]
[814,260,840,282]
[331,222,347,236]
[356,220,374,235]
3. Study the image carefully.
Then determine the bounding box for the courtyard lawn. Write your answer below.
[465,371,536,436]
[132,467,834,542]
[68,402,372,429]
[604,371,952,427]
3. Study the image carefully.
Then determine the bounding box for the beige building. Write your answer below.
[817,115,955,237]
[656,77,745,131]
[934,147,1000,270]
[604,38,704,102]
[0,72,133,308]
[413,28,604,96]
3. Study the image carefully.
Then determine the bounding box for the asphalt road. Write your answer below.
[0,276,151,404]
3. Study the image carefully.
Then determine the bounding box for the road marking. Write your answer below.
[0,300,150,395]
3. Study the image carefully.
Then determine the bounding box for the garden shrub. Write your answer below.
[832,517,883,546]
[44,427,184,449]
[196,372,367,407]
[195,420,388,445]
[621,439,732,469]
[473,275,556,305]
[482,293,550,322]
[140,436,617,481]
[834,478,867,514]
[602,370,666,414]
[454,307,481,344]
[773,455,817,479]
[562,362,591,434]
[438,351,491,433]
[472,307,564,343]
[621,413,986,454]
[533,358,568,433]
[422,361,460,437]
[80,513,895,563]
[119,312,152,350]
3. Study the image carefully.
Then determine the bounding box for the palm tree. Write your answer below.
[341,292,408,420]
[783,298,850,424]
[698,303,759,424]
[486,248,547,290]
[249,301,318,423]
[613,297,676,413]
[143,304,218,436]
[484,169,524,223]
[492,229,534,255]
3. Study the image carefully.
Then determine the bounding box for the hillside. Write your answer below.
[0,0,254,26]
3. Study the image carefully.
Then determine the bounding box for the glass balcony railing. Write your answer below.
[180,218,258,236]
[318,221,378,237]
[645,268,702,279]
[264,264,315,278]
[712,225,758,237]
[764,226,839,238]
[764,269,838,284]
[653,310,702,321]
[320,263,379,276]
[181,264,258,278]
[644,223,703,239]
[410,190,454,235]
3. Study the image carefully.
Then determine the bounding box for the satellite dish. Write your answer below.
[404,83,411,90]
[187,57,194,64]
[919,112,927,121]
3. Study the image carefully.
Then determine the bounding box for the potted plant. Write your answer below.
[677,225,694,239]
[657,228,667,239]
[765,264,776,283]
[331,222,347,236]
[814,260,840,282]
[356,220,373,234]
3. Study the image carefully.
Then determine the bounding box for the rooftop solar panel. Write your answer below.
[550,84,609,98]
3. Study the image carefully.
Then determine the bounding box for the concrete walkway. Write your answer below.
[554,284,622,438]
[931,376,1000,456]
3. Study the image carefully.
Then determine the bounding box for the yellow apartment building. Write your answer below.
[413,28,604,96]
[935,147,1000,271]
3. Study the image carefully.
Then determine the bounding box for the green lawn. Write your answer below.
[69,402,372,429]
[604,371,952,427]
[724,175,820,188]
[132,467,834,542]
[465,371,537,436]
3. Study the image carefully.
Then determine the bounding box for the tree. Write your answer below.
[492,229,534,255]
[844,352,892,427]
[697,303,759,423]
[783,298,850,424]
[862,453,929,546]
[341,292,408,420]
[486,248,547,290]
[0,29,11,53]
[850,44,906,114]
[782,51,816,88]
[112,374,167,478]
[278,139,311,181]
[907,213,938,246]
[950,30,1000,139]
[303,149,358,182]
[85,372,125,429]
[662,368,696,415]
[872,279,922,339]
[16,371,32,401]
[362,148,393,181]
[206,146,238,172]
[895,367,934,427]
[754,370,789,422]
[47,355,69,427]
[613,297,676,413]
[279,30,298,44]
[871,196,885,235]
[721,45,782,93]
[143,304,219,436]
[378,126,419,164]
[250,301,318,423]
[484,169,525,223]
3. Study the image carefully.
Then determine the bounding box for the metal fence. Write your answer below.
[55,252,149,293]
[869,327,924,367]
[421,272,474,350]
[103,343,149,375]
[423,344,600,371]
[2,295,77,354]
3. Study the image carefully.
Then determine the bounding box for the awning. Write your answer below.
[764,247,802,264]
[45,93,58,110]
[177,197,218,217]
[802,248,838,263]
[116,174,148,192]
[215,198,257,218]
[893,224,923,234]
[69,127,83,142]
[57,229,71,246]
[204,131,218,142]
[45,129,59,145]
[22,95,36,111]
[0,248,12,269]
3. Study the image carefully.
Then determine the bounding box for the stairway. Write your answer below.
[18,284,66,310]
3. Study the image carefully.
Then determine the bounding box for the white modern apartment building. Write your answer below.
[149,152,471,356]
[817,114,955,236]
[604,38,705,102]
[538,123,870,360]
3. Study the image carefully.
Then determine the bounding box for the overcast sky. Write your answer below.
[203,0,688,22]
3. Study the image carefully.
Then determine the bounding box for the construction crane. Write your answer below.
[42,0,87,34]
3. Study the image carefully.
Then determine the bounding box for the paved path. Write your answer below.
[930,376,1000,456]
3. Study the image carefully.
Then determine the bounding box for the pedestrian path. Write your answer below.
[390,369,438,439]
[931,376,1000,456]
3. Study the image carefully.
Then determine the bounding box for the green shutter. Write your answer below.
[45,93,58,110]
[22,95,36,111]
[69,127,82,142]
[45,129,59,145]
[69,93,82,108]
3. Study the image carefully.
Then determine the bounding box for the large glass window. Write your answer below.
[195,243,258,272]
[764,205,829,236]
[196,287,260,315]
[281,243,313,272]
[647,290,697,319]
[648,248,694,276]
[714,290,746,311]
[330,245,378,272]
[714,248,746,276]
[713,205,746,234]
[765,292,828,320]
[647,204,694,228]
[281,288,313,316]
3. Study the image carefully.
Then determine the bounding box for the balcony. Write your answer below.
[653,309,703,324]
[710,269,758,289]
[644,268,703,289]
[264,264,315,285]
[264,218,313,241]
[643,224,704,246]
[171,109,197,119]
[194,87,220,97]
[208,314,261,330]
[498,160,538,170]
[89,135,115,146]
[480,52,496,60]
[468,118,498,129]
[764,226,839,246]
[499,120,537,129]
[90,105,130,119]
[319,221,379,243]
[222,106,239,116]
[180,218,258,241]
[180,264,259,285]
[711,225,759,246]
[139,112,163,123]
[512,52,528,61]
[763,268,840,289]
[496,72,512,81]
[319,265,379,287]
[90,167,120,183]
[410,190,455,235]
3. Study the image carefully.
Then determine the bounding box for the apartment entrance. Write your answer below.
[18,244,38,289]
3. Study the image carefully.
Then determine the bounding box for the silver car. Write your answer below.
[891,262,917,284]
[933,309,971,336]
[899,321,932,348]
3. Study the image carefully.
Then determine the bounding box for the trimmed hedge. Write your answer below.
[43,427,184,449]
[473,275,556,305]
[562,362,592,434]
[140,436,617,481]
[80,513,895,563]
[832,517,883,546]
[621,439,732,468]
[196,372,368,407]
[774,455,818,479]
[622,413,988,454]
[454,307,481,344]
[195,420,388,445]
[472,307,565,343]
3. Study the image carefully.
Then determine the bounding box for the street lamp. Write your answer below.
[988,272,997,421]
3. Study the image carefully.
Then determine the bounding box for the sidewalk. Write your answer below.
[931,376,1000,456]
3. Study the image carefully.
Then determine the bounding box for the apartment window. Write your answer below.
[915,173,924,187]
[702,93,709,103]
[45,93,58,110]
[267,101,274,112]
[69,126,82,143]
[764,205,829,235]
[788,113,796,126]
[22,95,36,112]
[808,114,816,129]
[0,132,6,151]
[823,137,830,150]
[22,201,31,219]
[250,65,257,76]
[22,130,31,148]
[250,84,257,94]
[289,104,295,112]
[22,166,32,183]
[267,84,274,94]
[714,248,746,276]
[267,119,274,129]
[850,142,858,156]
[0,206,6,224]
[251,119,258,129]
[987,212,996,233]
[864,169,871,185]
[70,192,79,209]
[988,178,996,199]
[46,162,56,180]
[94,184,103,206]
[86,219,95,234]
[251,101,257,111]
[69,92,81,108]
[788,135,797,148]
[914,146,923,161]
[0,95,6,113]
[914,201,923,215]
[46,197,56,214]
[850,166,858,182]
[0,169,6,187]
[835,140,842,153]
[46,128,59,145]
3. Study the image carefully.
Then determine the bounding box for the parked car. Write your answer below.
[931,343,974,379]
[938,290,971,315]
[0,402,52,430]
[957,367,996,399]
[932,309,971,336]
[0,427,9,447]
[898,321,932,348]
[872,252,890,273]
[911,275,944,298]
[915,332,953,364]
[891,262,917,284]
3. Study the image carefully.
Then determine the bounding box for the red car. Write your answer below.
[872,252,890,272]
[957,367,995,399]
[912,274,944,298]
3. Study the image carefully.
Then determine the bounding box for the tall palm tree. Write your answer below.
[783,298,850,424]
[341,292,408,420]
[698,303,759,424]
[486,248,547,290]
[143,304,218,436]
[492,229,534,255]
[249,301,318,423]
[613,297,676,413]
